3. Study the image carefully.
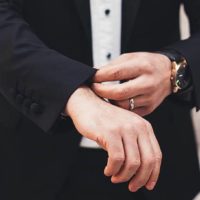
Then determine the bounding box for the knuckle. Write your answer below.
[155,153,163,163]
[118,173,133,182]
[144,120,153,130]
[146,62,154,73]
[136,179,146,187]
[108,126,120,134]
[112,69,121,80]
[136,120,146,130]
[143,157,155,167]
[123,123,135,132]
[128,160,141,170]
[143,64,153,74]
[115,87,129,100]
[136,64,143,74]
[112,154,125,163]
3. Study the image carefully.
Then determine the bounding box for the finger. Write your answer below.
[113,95,151,110]
[128,132,155,192]
[145,124,162,190]
[133,107,151,117]
[93,60,141,83]
[104,136,125,177]
[113,100,154,117]
[112,99,129,110]
[111,134,141,183]
[92,78,146,101]
[95,54,131,69]
[113,100,150,117]
[145,158,161,191]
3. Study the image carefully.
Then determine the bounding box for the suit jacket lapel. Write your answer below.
[74,0,91,42]
[121,0,141,52]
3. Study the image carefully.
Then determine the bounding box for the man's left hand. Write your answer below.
[92,52,172,116]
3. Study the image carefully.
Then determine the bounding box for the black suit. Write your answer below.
[0,0,200,200]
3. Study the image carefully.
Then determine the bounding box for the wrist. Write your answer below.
[65,86,96,118]
[154,53,172,96]
[156,50,192,93]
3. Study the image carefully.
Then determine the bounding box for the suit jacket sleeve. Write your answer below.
[165,0,200,110]
[0,0,96,132]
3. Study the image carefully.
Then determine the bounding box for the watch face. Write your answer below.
[176,62,189,89]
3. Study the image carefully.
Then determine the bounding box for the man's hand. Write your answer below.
[92,52,172,116]
[66,86,162,192]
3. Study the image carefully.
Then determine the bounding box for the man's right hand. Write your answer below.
[65,86,162,192]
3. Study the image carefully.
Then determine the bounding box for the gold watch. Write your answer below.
[171,58,188,93]
[157,50,191,94]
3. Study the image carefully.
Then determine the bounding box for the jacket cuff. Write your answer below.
[3,55,97,133]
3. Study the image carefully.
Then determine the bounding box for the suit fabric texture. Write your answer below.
[0,0,200,200]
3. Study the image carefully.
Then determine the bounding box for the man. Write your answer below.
[0,0,199,200]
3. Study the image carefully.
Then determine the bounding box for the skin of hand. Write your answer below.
[65,86,162,192]
[92,52,172,116]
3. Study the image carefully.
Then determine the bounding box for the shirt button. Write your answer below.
[107,53,112,60]
[105,9,111,16]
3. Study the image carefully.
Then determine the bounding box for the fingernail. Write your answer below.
[147,182,156,190]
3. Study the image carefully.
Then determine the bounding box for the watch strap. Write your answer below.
[155,49,184,62]
[156,49,192,93]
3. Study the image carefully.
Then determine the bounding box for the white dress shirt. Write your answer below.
[80,0,122,148]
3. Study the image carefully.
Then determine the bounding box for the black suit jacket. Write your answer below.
[0,0,200,200]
